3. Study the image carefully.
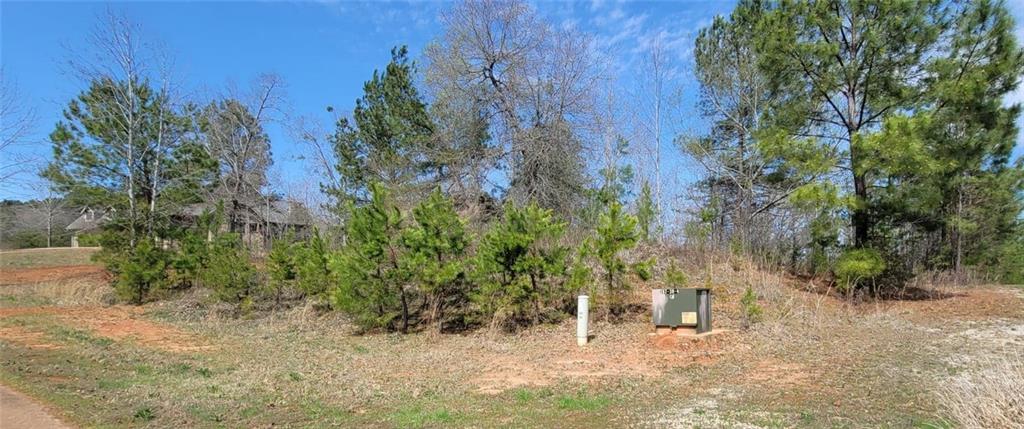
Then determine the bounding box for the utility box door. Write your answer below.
[652,288,712,332]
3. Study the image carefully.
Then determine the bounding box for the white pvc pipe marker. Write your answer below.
[576,294,589,346]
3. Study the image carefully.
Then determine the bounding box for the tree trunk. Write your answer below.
[400,287,409,334]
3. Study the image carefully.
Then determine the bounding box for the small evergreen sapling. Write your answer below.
[329,184,411,332]
[293,229,333,301]
[401,189,470,332]
[266,236,298,307]
[594,200,641,318]
[201,233,258,305]
[472,202,568,331]
[636,181,658,243]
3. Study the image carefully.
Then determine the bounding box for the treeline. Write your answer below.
[0,199,77,249]
[38,0,1024,328]
[684,0,1024,287]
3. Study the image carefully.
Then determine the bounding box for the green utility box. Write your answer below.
[652,288,712,333]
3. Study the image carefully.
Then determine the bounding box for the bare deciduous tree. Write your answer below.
[426,0,605,218]
[0,70,38,188]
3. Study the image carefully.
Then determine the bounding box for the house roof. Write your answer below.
[66,207,110,231]
[182,200,312,226]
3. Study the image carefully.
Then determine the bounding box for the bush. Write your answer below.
[401,189,470,332]
[471,202,569,331]
[329,184,409,332]
[171,229,210,289]
[265,236,297,306]
[665,261,689,288]
[200,233,258,304]
[108,239,171,305]
[834,248,886,291]
[294,230,333,300]
[739,286,762,329]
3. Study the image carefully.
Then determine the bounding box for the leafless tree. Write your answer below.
[635,37,684,234]
[200,73,285,246]
[0,70,38,188]
[62,10,151,245]
[26,182,69,248]
[426,0,606,217]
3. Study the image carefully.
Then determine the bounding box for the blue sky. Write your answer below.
[2,0,1022,202]
[0,0,731,201]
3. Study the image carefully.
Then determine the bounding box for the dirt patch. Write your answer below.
[743,358,814,388]
[0,265,109,286]
[0,305,212,353]
[885,288,1024,322]
[0,326,62,350]
[470,322,737,394]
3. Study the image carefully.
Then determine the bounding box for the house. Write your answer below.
[180,200,313,248]
[65,200,312,249]
[66,207,112,247]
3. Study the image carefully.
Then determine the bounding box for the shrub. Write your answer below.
[171,229,210,289]
[401,189,470,332]
[472,202,568,330]
[265,236,297,306]
[834,248,886,291]
[665,261,689,288]
[294,229,333,300]
[76,232,103,247]
[109,239,171,305]
[739,286,762,329]
[201,233,258,304]
[329,184,409,332]
[591,200,652,319]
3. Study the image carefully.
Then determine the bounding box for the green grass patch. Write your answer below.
[51,326,113,347]
[133,406,156,422]
[512,387,553,403]
[300,398,350,425]
[390,405,458,428]
[555,390,612,411]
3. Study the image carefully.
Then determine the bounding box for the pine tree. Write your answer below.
[294,229,333,300]
[636,181,657,243]
[402,189,470,332]
[472,202,568,330]
[329,184,411,332]
[266,235,297,307]
[326,46,434,214]
[593,200,641,318]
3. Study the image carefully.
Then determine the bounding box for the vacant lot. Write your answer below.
[1,248,1021,428]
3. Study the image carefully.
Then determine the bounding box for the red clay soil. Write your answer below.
[0,265,109,286]
[0,305,212,353]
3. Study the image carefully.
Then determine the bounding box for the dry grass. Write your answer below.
[938,355,1024,429]
[2,247,1023,427]
[0,247,100,268]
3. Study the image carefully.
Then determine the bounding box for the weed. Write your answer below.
[53,327,113,347]
[196,367,213,378]
[799,411,815,423]
[170,363,192,374]
[133,406,156,422]
[556,390,612,411]
[288,371,304,382]
[391,406,457,428]
[512,387,552,403]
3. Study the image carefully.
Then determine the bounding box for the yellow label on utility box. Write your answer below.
[681,312,697,325]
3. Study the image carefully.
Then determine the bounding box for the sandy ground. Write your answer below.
[0,384,73,429]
